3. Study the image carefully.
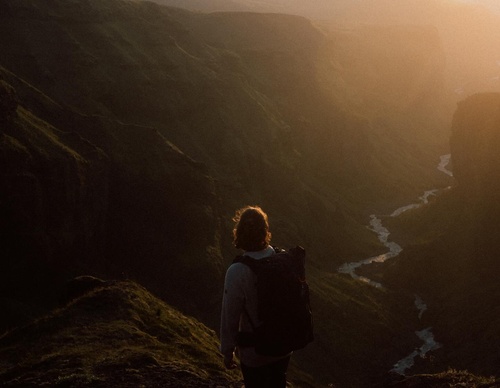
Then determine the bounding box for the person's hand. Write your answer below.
[223,353,238,369]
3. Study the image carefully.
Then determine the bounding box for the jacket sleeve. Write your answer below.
[220,263,246,357]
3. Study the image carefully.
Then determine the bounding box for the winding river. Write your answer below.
[338,154,453,375]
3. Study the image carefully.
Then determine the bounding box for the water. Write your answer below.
[338,215,402,289]
[414,294,427,320]
[437,154,453,177]
[338,154,452,375]
[390,327,441,375]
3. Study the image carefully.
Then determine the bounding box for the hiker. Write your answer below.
[220,206,292,388]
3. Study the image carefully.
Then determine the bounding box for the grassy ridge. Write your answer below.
[0,280,241,387]
[0,277,497,387]
[393,369,498,387]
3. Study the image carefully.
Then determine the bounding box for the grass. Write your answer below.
[286,266,423,387]
[0,281,241,387]
[394,368,499,387]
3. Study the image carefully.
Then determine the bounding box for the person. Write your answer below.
[220,206,291,388]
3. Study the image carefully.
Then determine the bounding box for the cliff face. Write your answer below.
[450,93,500,274]
[451,93,500,207]
[0,0,451,264]
[434,94,500,374]
[0,73,224,328]
[380,93,500,377]
[0,77,109,313]
[0,0,450,330]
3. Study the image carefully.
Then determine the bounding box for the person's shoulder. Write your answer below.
[224,261,255,289]
[243,245,276,260]
[226,261,253,277]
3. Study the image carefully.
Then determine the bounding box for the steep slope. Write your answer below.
[153,0,358,19]
[0,1,457,385]
[0,0,451,268]
[378,93,500,377]
[299,268,423,387]
[174,0,500,105]
[0,280,240,387]
[336,0,500,100]
[0,1,368,269]
[0,72,224,329]
[182,10,451,218]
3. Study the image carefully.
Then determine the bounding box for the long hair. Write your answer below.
[232,206,272,251]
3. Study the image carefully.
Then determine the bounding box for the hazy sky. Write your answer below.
[454,0,500,12]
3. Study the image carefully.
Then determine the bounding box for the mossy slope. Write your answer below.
[0,280,240,387]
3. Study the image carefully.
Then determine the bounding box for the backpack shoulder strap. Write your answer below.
[231,255,260,330]
[271,245,285,254]
[232,255,261,273]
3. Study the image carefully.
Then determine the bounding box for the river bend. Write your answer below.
[338,154,453,375]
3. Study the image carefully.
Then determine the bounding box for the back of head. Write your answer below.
[232,206,271,252]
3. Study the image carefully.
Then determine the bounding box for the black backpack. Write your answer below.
[233,246,314,356]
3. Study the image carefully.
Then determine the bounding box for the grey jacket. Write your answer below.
[220,245,291,367]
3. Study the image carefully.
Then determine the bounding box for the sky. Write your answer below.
[455,0,500,13]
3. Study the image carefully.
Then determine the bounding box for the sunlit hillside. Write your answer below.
[158,0,500,102]
[337,0,500,99]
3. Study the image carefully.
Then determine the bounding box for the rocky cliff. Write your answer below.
[0,71,224,328]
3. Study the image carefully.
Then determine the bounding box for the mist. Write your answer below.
[157,0,500,101]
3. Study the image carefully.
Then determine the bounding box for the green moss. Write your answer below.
[0,281,240,386]
[16,107,84,162]
[395,368,498,387]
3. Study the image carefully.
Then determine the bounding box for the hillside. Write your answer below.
[161,0,500,104]
[0,278,496,387]
[0,71,225,327]
[0,279,240,387]
[337,0,500,99]
[0,0,450,315]
[377,93,500,379]
[0,0,458,386]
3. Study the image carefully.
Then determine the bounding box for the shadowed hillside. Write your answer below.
[0,0,460,386]
[0,72,224,328]
[0,0,450,315]
[0,280,241,387]
[377,93,500,380]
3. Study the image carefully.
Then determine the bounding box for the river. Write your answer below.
[338,154,453,375]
